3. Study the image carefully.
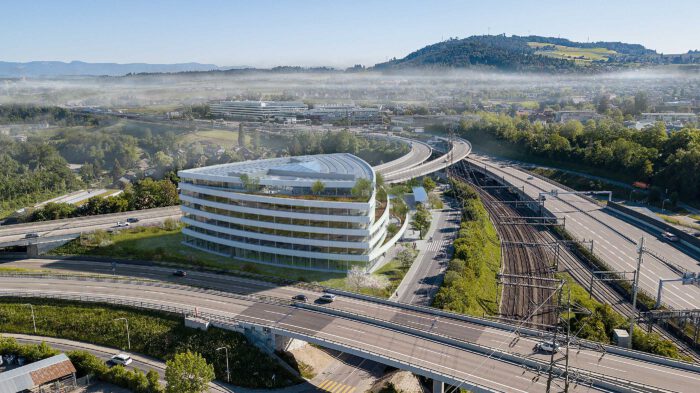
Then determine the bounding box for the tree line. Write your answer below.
[28,178,178,222]
[460,113,700,202]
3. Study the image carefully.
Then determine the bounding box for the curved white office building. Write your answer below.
[178,153,390,271]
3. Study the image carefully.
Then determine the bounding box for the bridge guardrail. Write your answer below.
[0,289,664,393]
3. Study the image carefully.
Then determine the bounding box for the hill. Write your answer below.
[0,60,224,77]
[373,35,700,72]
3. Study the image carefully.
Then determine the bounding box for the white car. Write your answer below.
[527,176,534,180]
[116,221,130,228]
[319,293,336,303]
[661,231,679,242]
[535,340,559,353]
[110,353,132,366]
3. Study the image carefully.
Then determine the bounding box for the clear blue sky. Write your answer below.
[2,0,698,67]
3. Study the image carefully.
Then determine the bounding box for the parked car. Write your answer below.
[173,270,187,277]
[534,340,559,353]
[126,217,140,223]
[661,231,679,242]
[292,294,308,302]
[109,353,132,366]
[319,293,336,303]
[116,221,129,228]
[24,232,39,239]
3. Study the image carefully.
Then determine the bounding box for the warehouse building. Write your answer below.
[178,153,390,271]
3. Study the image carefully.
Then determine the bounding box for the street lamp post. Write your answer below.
[114,318,131,350]
[216,346,230,383]
[661,198,671,212]
[24,304,36,333]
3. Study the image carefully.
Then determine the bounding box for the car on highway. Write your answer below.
[534,340,559,353]
[693,232,700,238]
[109,353,132,366]
[24,232,40,239]
[292,294,308,302]
[527,175,534,180]
[126,217,140,223]
[318,293,336,303]
[173,270,187,277]
[116,221,130,228]
[661,231,679,242]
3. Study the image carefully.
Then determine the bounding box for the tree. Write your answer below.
[165,351,215,393]
[351,178,372,199]
[411,204,432,239]
[397,248,415,270]
[311,180,325,195]
[422,177,436,193]
[239,174,260,193]
[375,172,385,189]
[112,159,123,183]
[154,151,174,170]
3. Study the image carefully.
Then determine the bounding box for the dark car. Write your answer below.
[292,294,308,302]
[24,232,40,239]
[126,217,140,223]
[173,270,187,277]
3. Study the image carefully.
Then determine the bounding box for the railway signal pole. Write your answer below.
[629,237,644,348]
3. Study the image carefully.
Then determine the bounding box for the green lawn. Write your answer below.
[50,226,345,285]
[179,129,246,146]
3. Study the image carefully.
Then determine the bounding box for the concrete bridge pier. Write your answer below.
[432,379,444,393]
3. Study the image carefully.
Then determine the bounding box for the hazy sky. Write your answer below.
[2,0,698,67]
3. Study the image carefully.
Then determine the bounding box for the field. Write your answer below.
[178,129,246,146]
[528,42,616,62]
[50,226,346,285]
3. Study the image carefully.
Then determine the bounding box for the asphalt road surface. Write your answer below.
[394,194,461,305]
[2,259,698,392]
[467,153,700,311]
[0,207,182,246]
[384,139,472,183]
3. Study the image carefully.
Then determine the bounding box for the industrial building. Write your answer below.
[178,153,390,271]
[0,354,77,393]
[304,104,382,124]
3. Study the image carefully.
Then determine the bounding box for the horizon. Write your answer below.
[2,0,699,68]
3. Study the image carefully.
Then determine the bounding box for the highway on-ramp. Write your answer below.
[466,153,700,311]
[2,259,699,392]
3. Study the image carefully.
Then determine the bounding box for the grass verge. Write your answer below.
[49,225,345,286]
[433,179,501,316]
[0,298,300,388]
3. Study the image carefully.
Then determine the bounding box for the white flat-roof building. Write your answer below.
[304,105,382,124]
[210,100,308,121]
[178,153,390,271]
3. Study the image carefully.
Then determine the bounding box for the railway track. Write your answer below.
[452,162,557,328]
[455,159,700,363]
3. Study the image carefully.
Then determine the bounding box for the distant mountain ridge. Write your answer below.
[373,35,700,72]
[0,60,227,77]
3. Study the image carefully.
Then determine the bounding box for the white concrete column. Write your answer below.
[432,379,444,393]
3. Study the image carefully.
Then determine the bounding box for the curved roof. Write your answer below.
[179,153,374,184]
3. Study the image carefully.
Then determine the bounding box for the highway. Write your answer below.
[383,139,472,183]
[2,259,699,392]
[374,138,432,176]
[0,207,181,247]
[466,153,700,311]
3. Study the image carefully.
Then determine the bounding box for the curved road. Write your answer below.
[383,139,472,183]
[374,138,432,176]
[2,260,699,392]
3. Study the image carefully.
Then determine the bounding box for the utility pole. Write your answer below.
[564,286,571,393]
[114,317,131,350]
[546,282,564,392]
[629,237,644,348]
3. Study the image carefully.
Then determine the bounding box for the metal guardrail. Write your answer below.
[0,276,681,393]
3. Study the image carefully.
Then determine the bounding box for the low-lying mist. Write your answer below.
[1,67,698,108]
